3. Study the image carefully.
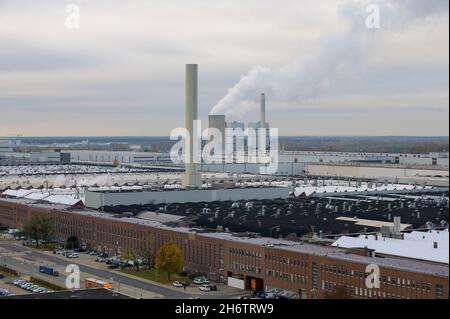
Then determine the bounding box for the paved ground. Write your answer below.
[0,273,30,296]
[0,239,244,299]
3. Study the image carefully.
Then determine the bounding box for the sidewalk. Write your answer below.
[37,249,242,298]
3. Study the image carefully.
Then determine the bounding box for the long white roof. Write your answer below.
[1,189,84,206]
[332,229,449,264]
[294,183,434,197]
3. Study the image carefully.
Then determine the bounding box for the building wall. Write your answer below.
[0,200,447,299]
[279,151,449,169]
[29,152,61,163]
[307,164,449,180]
[199,162,306,176]
[68,151,171,165]
[84,187,292,209]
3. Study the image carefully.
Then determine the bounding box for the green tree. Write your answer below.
[144,234,156,269]
[65,236,79,250]
[23,215,55,248]
[156,242,183,282]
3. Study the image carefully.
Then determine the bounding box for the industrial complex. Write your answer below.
[0,64,449,300]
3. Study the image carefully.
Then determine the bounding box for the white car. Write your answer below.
[198,284,212,292]
[12,279,24,286]
[193,277,209,285]
[31,286,42,293]
[21,283,33,289]
[172,281,184,288]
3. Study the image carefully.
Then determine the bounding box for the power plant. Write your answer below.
[0,64,448,301]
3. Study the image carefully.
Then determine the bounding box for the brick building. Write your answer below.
[0,198,448,299]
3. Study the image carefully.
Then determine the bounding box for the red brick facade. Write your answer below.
[0,200,448,299]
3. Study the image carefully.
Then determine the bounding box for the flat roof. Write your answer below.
[0,197,448,278]
[1,288,134,299]
[333,230,449,264]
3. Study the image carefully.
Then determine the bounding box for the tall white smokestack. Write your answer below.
[183,64,202,188]
[260,93,266,129]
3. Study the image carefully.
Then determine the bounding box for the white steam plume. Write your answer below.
[210,0,448,119]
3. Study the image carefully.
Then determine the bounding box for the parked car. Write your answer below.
[173,281,184,288]
[31,286,42,293]
[12,280,47,294]
[21,283,33,289]
[107,263,119,269]
[0,273,4,279]
[11,279,25,286]
[193,277,210,285]
[206,284,217,291]
[198,284,212,292]
[0,288,10,296]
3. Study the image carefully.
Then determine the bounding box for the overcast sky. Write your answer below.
[0,0,448,137]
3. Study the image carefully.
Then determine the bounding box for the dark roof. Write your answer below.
[2,288,134,300]
[102,193,449,238]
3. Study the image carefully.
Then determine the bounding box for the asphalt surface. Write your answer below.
[0,240,190,299]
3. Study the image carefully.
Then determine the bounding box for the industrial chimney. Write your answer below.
[208,114,226,159]
[260,93,266,129]
[182,64,202,188]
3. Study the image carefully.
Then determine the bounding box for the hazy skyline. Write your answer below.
[0,0,448,137]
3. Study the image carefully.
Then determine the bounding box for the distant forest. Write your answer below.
[6,136,449,154]
[279,136,449,153]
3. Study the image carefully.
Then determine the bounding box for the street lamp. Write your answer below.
[269,225,280,239]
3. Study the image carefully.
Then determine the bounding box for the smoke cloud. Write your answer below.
[210,0,449,119]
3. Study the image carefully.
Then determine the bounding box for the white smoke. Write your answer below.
[52,175,68,188]
[76,174,113,187]
[210,0,448,119]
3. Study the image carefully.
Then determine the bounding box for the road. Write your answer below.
[0,240,243,299]
[0,240,189,299]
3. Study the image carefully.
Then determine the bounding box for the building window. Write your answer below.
[312,262,318,290]
[436,284,444,299]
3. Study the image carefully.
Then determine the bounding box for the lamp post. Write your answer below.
[269,225,280,239]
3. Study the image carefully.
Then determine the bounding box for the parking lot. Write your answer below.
[0,239,244,299]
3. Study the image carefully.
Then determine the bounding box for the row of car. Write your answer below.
[193,277,210,285]
[172,277,218,292]
[96,256,121,269]
[10,279,53,294]
[239,290,292,299]
[0,288,11,296]
[54,249,80,258]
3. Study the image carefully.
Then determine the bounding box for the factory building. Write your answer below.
[29,151,62,163]
[0,139,17,153]
[0,198,447,299]
[199,162,306,176]
[83,186,292,209]
[67,150,172,165]
[279,151,449,168]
